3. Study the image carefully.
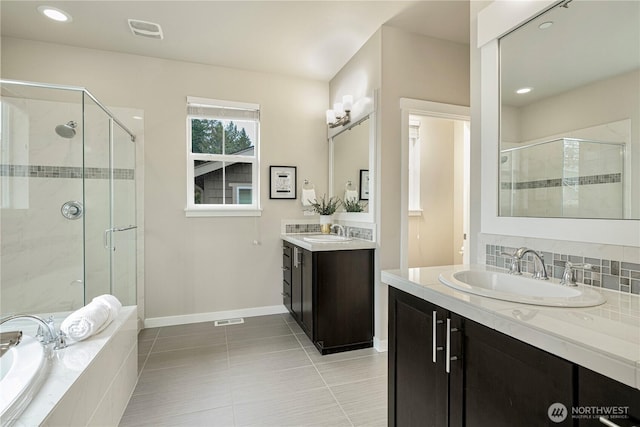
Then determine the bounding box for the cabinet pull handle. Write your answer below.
[282,266,290,271]
[445,318,460,374]
[432,311,444,363]
[598,417,620,427]
[293,247,299,268]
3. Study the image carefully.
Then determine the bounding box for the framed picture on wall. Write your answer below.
[359,169,370,201]
[270,166,297,199]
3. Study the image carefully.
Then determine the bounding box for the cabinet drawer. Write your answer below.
[282,244,292,284]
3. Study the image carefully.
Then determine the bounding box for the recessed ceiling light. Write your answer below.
[516,87,532,95]
[37,6,72,23]
[539,21,554,30]
[132,115,143,120]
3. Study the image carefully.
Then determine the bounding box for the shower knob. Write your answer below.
[61,201,83,220]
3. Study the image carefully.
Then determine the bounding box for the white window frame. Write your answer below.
[408,118,422,216]
[185,96,261,217]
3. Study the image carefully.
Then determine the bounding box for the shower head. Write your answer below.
[55,121,77,139]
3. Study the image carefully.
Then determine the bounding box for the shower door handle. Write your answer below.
[104,225,137,249]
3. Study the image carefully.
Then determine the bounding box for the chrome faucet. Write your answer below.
[514,247,549,280]
[331,224,346,237]
[560,261,592,286]
[0,314,67,349]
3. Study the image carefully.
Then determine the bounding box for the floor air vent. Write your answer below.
[214,318,244,327]
[128,19,164,40]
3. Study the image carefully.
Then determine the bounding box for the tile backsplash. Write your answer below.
[282,220,375,242]
[481,234,640,295]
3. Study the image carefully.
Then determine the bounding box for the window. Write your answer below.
[408,118,422,214]
[186,96,260,216]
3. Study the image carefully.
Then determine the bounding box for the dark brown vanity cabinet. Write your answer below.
[389,287,579,427]
[282,241,374,354]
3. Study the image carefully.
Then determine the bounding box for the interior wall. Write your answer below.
[1,37,329,321]
[408,116,455,268]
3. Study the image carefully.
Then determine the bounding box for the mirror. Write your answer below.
[329,114,373,220]
[499,0,640,219]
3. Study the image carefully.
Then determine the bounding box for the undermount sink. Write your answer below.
[303,234,352,243]
[438,269,606,307]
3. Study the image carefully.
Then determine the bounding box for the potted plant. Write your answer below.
[309,194,341,234]
[343,198,366,213]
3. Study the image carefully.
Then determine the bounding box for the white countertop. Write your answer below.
[281,233,377,252]
[382,265,640,390]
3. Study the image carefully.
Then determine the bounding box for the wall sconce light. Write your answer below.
[326,95,353,128]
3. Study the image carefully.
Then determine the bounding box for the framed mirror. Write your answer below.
[499,0,640,220]
[329,110,375,223]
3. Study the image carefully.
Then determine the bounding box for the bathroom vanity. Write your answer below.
[383,266,640,426]
[281,235,375,354]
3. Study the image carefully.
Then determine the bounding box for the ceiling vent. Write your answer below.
[128,19,163,40]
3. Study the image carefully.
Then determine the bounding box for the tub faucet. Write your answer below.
[0,314,67,350]
[514,247,549,280]
[331,224,346,237]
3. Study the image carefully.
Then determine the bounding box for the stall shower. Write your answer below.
[0,79,141,315]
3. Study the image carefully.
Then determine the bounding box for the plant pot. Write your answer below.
[319,215,332,234]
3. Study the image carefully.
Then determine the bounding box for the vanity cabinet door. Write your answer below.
[389,287,449,427]
[578,366,640,426]
[300,248,313,335]
[460,317,575,427]
[290,245,302,321]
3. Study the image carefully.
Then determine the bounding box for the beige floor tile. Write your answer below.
[234,387,350,427]
[151,331,227,353]
[137,338,154,356]
[330,376,387,417]
[228,348,312,376]
[295,332,315,349]
[349,406,388,427]
[157,321,221,338]
[315,354,387,387]
[143,343,228,371]
[284,320,304,335]
[121,381,233,424]
[121,405,235,427]
[134,364,231,396]
[226,322,293,342]
[238,314,287,327]
[138,328,159,341]
[307,346,380,365]
[230,365,326,404]
[227,334,301,357]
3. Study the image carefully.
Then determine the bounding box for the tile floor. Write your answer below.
[120,314,387,427]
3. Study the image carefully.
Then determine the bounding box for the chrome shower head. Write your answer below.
[55,121,77,139]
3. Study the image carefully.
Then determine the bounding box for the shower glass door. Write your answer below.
[110,121,137,306]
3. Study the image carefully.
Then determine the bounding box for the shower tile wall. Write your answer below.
[0,96,137,314]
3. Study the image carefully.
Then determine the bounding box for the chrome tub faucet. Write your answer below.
[0,314,67,350]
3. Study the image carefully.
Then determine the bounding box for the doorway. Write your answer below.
[400,99,470,270]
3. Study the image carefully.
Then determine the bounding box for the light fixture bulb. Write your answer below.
[333,102,344,117]
[342,95,353,111]
[516,87,532,95]
[38,6,72,22]
[326,110,336,125]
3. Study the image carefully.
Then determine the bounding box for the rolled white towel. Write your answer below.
[301,189,317,207]
[91,294,122,334]
[61,301,110,341]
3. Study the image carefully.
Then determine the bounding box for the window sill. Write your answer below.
[409,209,423,217]
[185,207,262,217]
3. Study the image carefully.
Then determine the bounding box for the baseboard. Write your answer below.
[144,305,289,328]
[374,337,388,352]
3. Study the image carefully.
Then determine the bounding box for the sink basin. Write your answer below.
[303,234,352,243]
[438,269,606,307]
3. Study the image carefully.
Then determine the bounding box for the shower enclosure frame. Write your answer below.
[1,78,139,314]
